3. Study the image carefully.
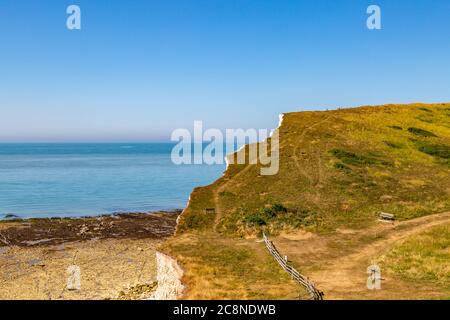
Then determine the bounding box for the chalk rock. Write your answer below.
[147,252,184,300]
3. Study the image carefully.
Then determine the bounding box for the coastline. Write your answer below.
[161,103,450,300]
[0,210,181,247]
[0,210,181,300]
[0,112,286,300]
[162,113,289,299]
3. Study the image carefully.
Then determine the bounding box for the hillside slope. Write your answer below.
[164,103,450,299]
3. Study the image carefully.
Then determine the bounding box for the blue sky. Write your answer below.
[1,0,449,142]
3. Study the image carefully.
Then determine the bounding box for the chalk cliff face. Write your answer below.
[149,252,185,300]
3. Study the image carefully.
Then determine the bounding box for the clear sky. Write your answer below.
[1,0,449,142]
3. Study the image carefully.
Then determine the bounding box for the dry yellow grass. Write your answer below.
[165,103,450,299]
[163,232,308,299]
[378,224,450,294]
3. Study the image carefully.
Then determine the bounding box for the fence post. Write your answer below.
[262,232,324,300]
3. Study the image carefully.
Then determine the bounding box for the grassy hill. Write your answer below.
[379,224,450,296]
[163,103,450,299]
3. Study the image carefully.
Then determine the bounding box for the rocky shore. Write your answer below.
[0,211,180,300]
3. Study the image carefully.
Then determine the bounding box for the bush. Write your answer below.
[244,203,288,227]
[384,141,402,149]
[418,144,450,159]
[245,214,266,226]
[330,149,377,166]
[334,162,352,171]
[182,213,211,230]
[271,203,288,213]
[408,127,437,138]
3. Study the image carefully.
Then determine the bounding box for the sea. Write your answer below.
[0,143,226,219]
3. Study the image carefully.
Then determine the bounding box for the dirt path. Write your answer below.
[213,139,272,229]
[308,212,450,299]
[273,212,450,299]
[212,115,335,230]
[291,114,334,185]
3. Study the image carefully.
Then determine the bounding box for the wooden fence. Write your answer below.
[263,233,324,300]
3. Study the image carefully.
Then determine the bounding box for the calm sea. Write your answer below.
[0,143,225,219]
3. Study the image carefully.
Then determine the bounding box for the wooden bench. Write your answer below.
[379,212,395,221]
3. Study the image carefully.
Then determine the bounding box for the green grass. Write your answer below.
[245,213,267,226]
[176,103,450,235]
[418,143,450,159]
[330,149,376,165]
[243,204,317,232]
[166,103,450,298]
[177,186,216,232]
[407,127,437,137]
[334,162,352,171]
[330,148,391,166]
[379,224,450,290]
[165,233,307,299]
[384,141,403,149]
[388,125,403,130]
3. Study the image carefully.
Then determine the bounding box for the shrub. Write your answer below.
[384,141,402,149]
[418,144,450,159]
[334,162,351,171]
[245,214,266,226]
[330,149,378,166]
[271,203,288,213]
[408,127,437,137]
[262,207,276,218]
[244,204,288,227]
[182,213,211,230]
